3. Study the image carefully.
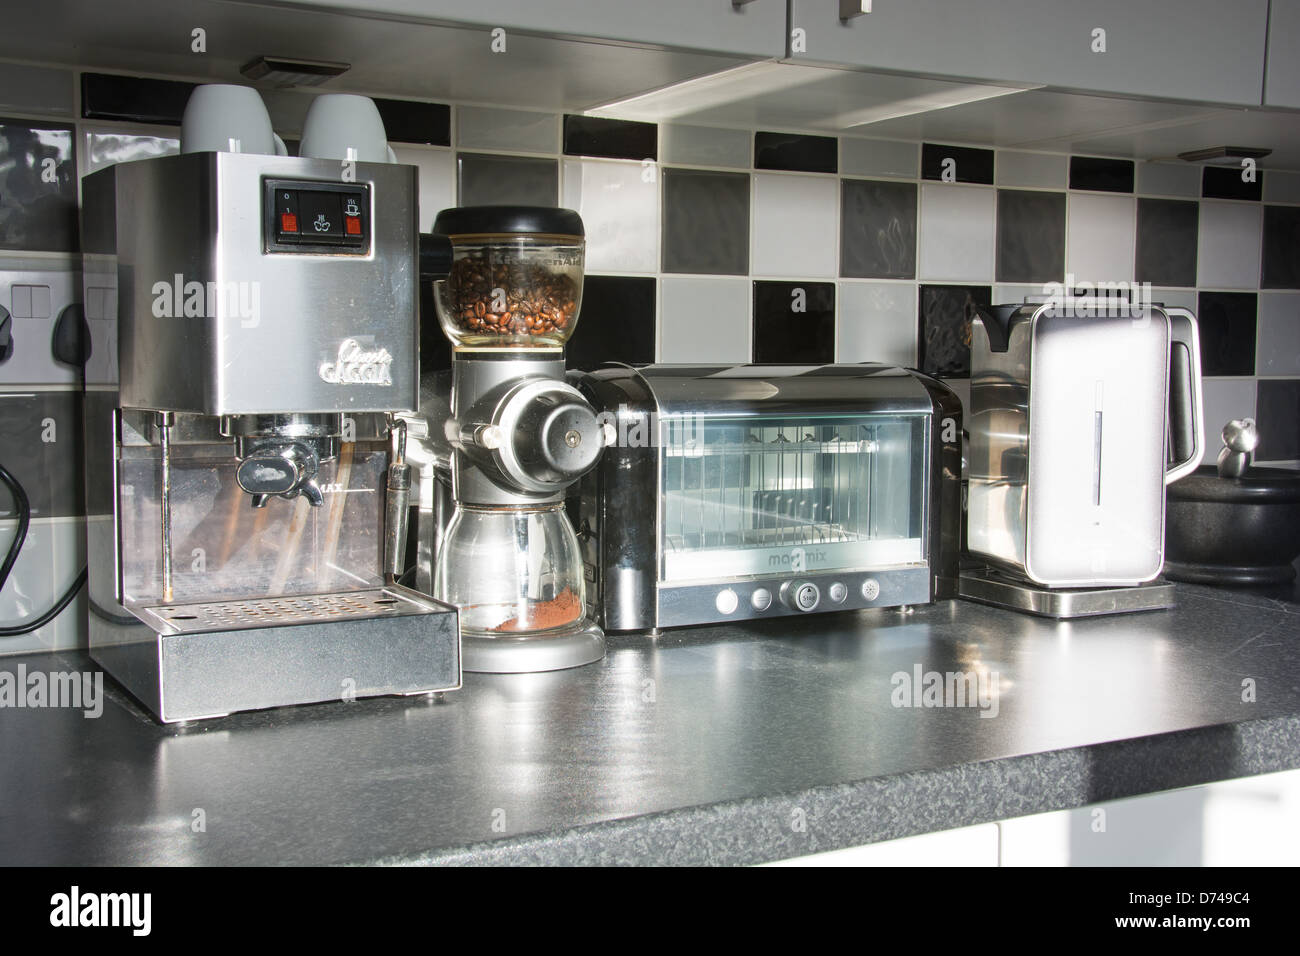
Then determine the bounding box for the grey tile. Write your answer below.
[661,168,749,275]
[996,189,1065,284]
[0,389,84,518]
[840,178,916,279]
[0,517,85,654]
[1137,163,1200,198]
[1257,293,1300,376]
[661,125,750,169]
[840,138,918,179]
[81,127,178,176]
[1262,205,1300,290]
[1263,171,1300,205]
[1197,291,1257,377]
[457,106,558,154]
[1255,380,1300,461]
[659,278,750,363]
[995,151,1067,189]
[1136,198,1198,288]
[0,62,74,116]
[1200,379,1256,459]
[457,153,558,207]
[836,281,916,366]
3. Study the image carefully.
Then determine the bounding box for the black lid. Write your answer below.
[432,205,584,238]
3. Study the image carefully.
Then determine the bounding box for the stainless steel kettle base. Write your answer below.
[462,621,606,673]
[958,568,1176,619]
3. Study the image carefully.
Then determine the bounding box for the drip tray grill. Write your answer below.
[133,587,447,635]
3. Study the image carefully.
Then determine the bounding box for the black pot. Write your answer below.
[1164,464,1300,586]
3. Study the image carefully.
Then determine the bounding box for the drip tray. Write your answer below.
[958,568,1176,619]
[134,587,448,635]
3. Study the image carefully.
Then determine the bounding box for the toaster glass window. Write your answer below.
[658,413,928,582]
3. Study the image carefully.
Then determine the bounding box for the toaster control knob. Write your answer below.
[782,581,821,612]
[715,588,739,615]
[861,578,881,601]
[751,588,773,611]
[828,581,848,604]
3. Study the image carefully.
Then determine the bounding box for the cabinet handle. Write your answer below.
[840,0,872,19]
[732,0,759,6]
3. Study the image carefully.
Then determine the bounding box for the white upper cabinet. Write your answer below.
[787,0,1270,107]
[251,0,788,58]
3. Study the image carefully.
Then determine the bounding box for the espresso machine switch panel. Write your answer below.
[265,179,370,254]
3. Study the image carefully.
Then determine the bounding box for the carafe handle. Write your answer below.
[1165,307,1204,484]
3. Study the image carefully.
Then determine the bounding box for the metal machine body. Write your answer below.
[572,364,963,632]
[81,152,459,722]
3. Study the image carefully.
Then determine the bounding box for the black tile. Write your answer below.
[0,118,78,253]
[661,168,749,275]
[918,285,991,379]
[840,178,917,279]
[754,131,837,174]
[752,281,834,364]
[565,276,656,371]
[373,98,450,146]
[921,143,994,185]
[0,390,84,518]
[458,153,558,207]
[995,189,1065,284]
[1197,291,1257,377]
[81,72,195,125]
[1069,155,1134,193]
[1202,165,1263,202]
[1262,205,1300,290]
[1135,198,1199,287]
[1256,380,1300,461]
[563,115,657,161]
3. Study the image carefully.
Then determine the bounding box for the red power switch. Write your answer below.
[281,212,299,234]
[345,215,362,236]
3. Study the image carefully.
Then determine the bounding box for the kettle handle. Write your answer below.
[1164,307,1204,484]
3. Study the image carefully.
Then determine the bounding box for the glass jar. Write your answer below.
[431,206,585,352]
[432,504,587,636]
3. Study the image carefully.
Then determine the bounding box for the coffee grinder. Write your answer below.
[79,148,461,722]
[426,206,609,673]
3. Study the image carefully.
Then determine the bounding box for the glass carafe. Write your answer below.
[432,504,587,635]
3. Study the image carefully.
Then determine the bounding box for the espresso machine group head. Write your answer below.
[424,206,611,673]
[80,148,460,722]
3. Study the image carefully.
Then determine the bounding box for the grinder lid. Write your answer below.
[432,205,584,238]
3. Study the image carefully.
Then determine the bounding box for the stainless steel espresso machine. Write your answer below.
[80,150,460,722]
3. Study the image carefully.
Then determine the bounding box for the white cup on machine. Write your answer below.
[299,94,397,164]
[180,84,288,156]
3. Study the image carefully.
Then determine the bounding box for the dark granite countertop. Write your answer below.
[1,582,1298,866]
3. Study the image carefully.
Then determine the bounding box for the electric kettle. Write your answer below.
[966,296,1203,588]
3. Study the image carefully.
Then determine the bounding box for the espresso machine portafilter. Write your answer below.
[80,148,460,722]
[415,206,613,673]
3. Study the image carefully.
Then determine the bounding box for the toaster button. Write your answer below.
[715,588,740,615]
[782,581,821,612]
[861,578,881,601]
[750,588,773,611]
[828,581,848,604]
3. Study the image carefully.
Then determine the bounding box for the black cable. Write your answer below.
[0,460,87,637]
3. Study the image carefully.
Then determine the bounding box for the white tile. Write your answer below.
[1257,293,1300,376]
[457,106,558,154]
[0,519,85,655]
[1264,171,1300,205]
[391,146,454,233]
[751,173,838,278]
[1200,378,1257,461]
[1137,163,1200,198]
[918,183,995,282]
[993,284,1042,306]
[995,151,1067,189]
[0,62,74,116]
[562,159,659,274]
[1150,288,1198,313]
[1066,193,1136,285]
[840,138,918,179]
[836,281,916,366]
[659,277,750,363]
[1197,202,1263,290]
[661,124,750,169]
[81,126,178,177]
